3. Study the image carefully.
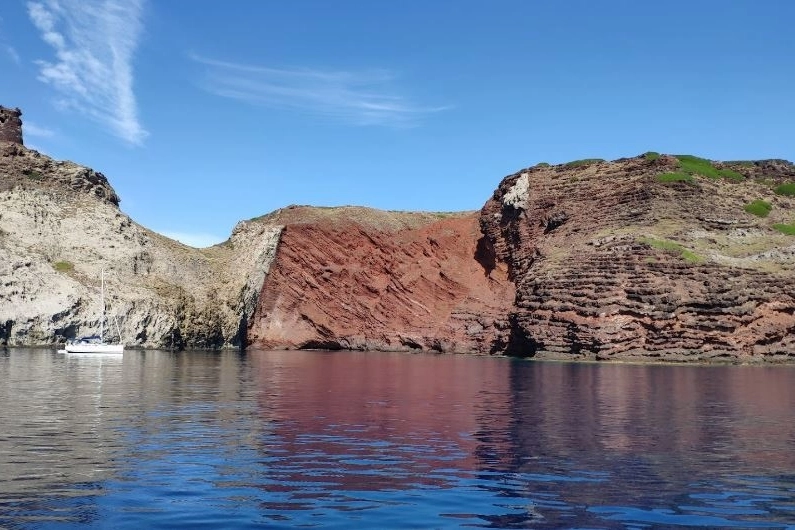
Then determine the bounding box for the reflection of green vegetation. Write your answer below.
[671,155,744,181]
[774,183,795,196]
[643,151,661,161]
[657,172,693,183]
[773,223,795,235]
[53,261,74,273]
[744,200,773,218]
[640,237,703,263]
[565,158,605,167]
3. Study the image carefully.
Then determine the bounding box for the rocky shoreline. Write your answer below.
[2,106,794,362]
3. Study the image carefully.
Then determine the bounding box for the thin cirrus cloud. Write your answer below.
[192,55,448,127]
[0,15,21,64]
[4,45,20,64]
[26,0,147,145]
[23,122,55,138]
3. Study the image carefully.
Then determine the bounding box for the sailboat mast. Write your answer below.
[100,268,105,342]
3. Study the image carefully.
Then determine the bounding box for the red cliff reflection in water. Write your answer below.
[249,350,515,493]
[246,350,795,525]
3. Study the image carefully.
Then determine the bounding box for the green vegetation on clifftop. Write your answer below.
[774,183,795,196]
[773,223,795,235]
[674,155,744,181]
[744,200,773,218]
[564,158,605,167]
[656,172,694,183]
[640,237,703,264]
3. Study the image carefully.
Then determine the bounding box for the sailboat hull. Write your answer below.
[64,343,124,354]
[62,269,126,355]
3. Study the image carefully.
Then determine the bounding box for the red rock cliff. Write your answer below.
[247,206,514,353]
[480,155,795,361]
[246,155,795,362]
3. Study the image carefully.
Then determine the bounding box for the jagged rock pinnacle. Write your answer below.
[0,106,23,145]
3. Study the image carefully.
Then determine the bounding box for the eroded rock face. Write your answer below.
[248,208,515,353]
[480,157,795,362]
[0,106,23,145]
[0,142,281,349]
[4,102,795,361]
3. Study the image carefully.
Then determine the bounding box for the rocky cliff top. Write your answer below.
[237,204,472,235]
[2,102,794,361]
[1,141,121,206]
[483,153,795,275]
[0,130,279,349]
[479,153,795,361]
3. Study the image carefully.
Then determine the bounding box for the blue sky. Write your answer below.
[1,1,793,247]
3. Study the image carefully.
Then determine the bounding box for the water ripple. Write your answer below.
[2,350,795,528]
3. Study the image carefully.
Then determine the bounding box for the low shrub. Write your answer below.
[564,158,605,167]
[53,261,74,273]
[676,155,719,177]
[774,183,795,196]
[681,249,704,264]
[744,200,772,218]
[640,237,703,263]
[643,151,661,161]
[716,168,744,181]
[773,223,795,235]
[673,155,744,181]
[643,238,683,251]
[657,172,693,183]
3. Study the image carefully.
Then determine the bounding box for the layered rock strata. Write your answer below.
[480,156,795,361]
[247,207,514,353]
[0,106,23,145]
[3,103,795,361]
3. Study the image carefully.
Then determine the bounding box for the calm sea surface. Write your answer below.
[1,349,794,529]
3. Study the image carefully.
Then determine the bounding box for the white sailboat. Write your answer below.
[64,269,125,354]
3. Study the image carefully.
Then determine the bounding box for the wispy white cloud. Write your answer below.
[4,45,20,64]
[0,15,21,64]
[192,55,448,127]
[24,121,56,138]
[160,230,226,248]
[27,0,147,145]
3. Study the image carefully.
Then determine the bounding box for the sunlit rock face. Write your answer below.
[247,207,515,354]
[0,106,23,145]
[0,107,281,349]
[3,101,795,360]
[479,156,795,362]
[248,157,795,361]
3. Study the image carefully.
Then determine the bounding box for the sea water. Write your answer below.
[1,348,794,529]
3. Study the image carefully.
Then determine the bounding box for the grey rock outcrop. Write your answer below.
[0,136,282,349]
